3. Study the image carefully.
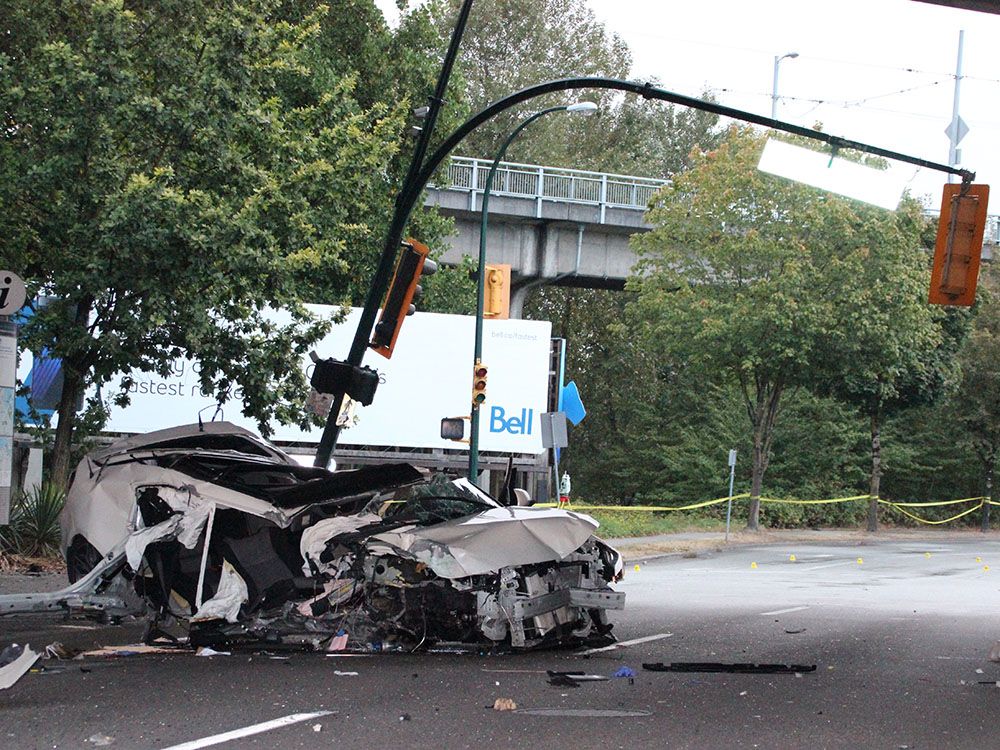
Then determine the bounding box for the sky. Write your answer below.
[376,0,1000,208]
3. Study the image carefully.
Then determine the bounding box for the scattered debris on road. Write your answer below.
[545,670,610,687]
[493,698,518,711]
[0,643,40,689]
[612,666,636,679]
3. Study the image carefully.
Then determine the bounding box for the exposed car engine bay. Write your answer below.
[2,423,625,653]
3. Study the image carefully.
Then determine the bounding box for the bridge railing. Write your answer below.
[441,157,1000,246]
[443,156,669,222]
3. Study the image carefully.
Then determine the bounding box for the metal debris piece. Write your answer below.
[0,644,40,690]
[642,662,817,674]
[515,708,651,717]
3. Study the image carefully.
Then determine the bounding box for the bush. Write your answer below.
[0,483,66,558]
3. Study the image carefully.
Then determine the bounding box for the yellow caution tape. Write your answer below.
[536,493,750,512]
[880,496,986,508]
[538,492,993,526]
[758,494,871,505]
[881,500,984,526]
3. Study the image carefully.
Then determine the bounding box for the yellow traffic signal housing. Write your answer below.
[471,361,488,407]
[483,263,511,319]
[370,238,437,358]
[929,183,990,307]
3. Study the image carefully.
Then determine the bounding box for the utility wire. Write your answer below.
[709,79,949,108]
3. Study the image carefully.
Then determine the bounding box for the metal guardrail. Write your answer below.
[443,156,669,223]
[441,157,1000,245]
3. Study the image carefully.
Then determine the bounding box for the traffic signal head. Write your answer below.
[929,183,990,307]
[440,417,468,441]
[483,263,511,320]
[472,362,488,407]
[370,238,438,358]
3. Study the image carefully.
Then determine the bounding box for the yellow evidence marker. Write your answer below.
[857,558,864,565]
[789,554,796,562]
[751,562,758,569]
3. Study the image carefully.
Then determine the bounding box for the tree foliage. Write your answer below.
[428,0,721,176]
[0,0,449,486]
[627,126,942,529]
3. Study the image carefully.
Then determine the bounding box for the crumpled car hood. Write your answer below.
[370,506,600,579]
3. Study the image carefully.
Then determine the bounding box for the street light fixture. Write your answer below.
[468,101,598,485]
[771,51,799,120]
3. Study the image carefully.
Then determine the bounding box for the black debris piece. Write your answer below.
[642,662,817,674]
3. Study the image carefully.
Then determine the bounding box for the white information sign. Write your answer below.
[100,307,552,454]
[0,272,26,316]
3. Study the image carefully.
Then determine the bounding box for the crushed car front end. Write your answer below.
[7,423,625,652]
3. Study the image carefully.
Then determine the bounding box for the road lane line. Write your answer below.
[160,711,333,750]
[802,560,855,572]
[580,632,673,654]
[759,606,810,616]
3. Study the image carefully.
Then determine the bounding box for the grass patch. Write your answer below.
[568,505,725,538]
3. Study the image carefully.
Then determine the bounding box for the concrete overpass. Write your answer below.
[426,156,1000,315]
[425,156,667,315]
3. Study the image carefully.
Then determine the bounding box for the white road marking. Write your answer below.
[580,632,673,655]
[802,560,855,572]
[160,711,333,750]
[759,605,810,616]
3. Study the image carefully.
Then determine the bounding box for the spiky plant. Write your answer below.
[0,483,65,558]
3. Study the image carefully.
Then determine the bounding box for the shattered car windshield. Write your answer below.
[363,475,499,525]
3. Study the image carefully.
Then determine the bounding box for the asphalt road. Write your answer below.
[3,536,1000,749]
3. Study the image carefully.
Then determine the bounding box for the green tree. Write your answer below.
[954,276,1000,528]
[815,221,967,530]
[628,126,929,530]
[1,0,423,487]
[428,0,722,177]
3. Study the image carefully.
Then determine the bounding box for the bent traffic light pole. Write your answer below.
[315,71,976,468]
[312,0,476,468]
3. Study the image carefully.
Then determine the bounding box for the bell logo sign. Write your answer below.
[489,406,534,435]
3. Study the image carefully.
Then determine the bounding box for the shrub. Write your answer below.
[0,483,65,558]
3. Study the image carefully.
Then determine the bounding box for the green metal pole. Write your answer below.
[468,107,568,484]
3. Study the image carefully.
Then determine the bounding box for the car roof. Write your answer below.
[88,421,291,464]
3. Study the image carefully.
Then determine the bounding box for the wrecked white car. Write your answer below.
[3,423,624,652]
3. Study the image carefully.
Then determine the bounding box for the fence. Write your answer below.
[443,156,669,222]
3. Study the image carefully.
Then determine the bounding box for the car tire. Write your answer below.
[66,535,103,583]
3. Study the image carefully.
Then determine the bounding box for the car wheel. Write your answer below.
[66,535,103,583]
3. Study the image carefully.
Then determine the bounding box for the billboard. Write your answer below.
[97,307,552,454]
